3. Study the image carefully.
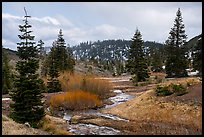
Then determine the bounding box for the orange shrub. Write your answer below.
[50,89,102,110]
[80,76,112,99]
[58,71,112,99]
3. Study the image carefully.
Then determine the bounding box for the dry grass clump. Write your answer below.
[58,71,112,99]
[37,115,71,135]
[2,114,50,135]
[164,77,201,86]
[49,89,102,111]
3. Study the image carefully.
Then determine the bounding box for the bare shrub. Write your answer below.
[50,89,102,111]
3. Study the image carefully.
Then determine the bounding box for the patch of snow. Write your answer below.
[188,70,199,76]
[113,90,122,93]
[2,98,11,101]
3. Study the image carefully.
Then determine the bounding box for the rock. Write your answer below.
[24,122,31,127]
[70,115,82,124]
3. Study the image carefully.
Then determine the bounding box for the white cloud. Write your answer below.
[55,15,74,27]
[32,16,60,26]
[2,13,22,20]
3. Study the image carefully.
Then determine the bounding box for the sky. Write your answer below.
[2,2,202,51]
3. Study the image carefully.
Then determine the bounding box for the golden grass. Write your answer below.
[2,114,49,135]
[38,115,72,135]
[159,77,201,87]
[58,71,112,98]
[103,89,202,130]
[50,89,102,110]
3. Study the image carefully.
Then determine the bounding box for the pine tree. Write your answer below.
[165,8,188,78]
[9,8,45,127]
[47,41,62,93]
[150,48,164,72]
[2,47,12,94]
[192,36,202,76]
[37,40,47,77]
[46,29,75,93]
[66,45,75,73]
[53,29,75,72]
[126,29,149,84]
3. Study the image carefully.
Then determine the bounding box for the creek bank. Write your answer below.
[59,89,135,135]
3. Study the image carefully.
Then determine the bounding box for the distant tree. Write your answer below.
[126,29,149,84]
[66,45,75,72]
[54,29,75,72]
[192,36,202,76]
[37,40,47,77]
[46,41,62,93]
[165,8,188,78]
[9,8,45,127]
[2,47,12,94]
[150,48,164,72]
[37,40,45,57]
[46,29,76,93]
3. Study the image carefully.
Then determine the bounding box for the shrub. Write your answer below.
[155,83,187,96]
[80,76,112,99]
[170,83,187,96]
[58,71,112,99]
[49,89,102,111]
[155,85,173,96]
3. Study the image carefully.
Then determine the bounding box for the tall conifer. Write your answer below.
[9,8,45,127]
[165,8,188,78]
[126,29,149,84]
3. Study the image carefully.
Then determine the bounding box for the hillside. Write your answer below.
[71,39,164,61]
[185,34,202,51]
[3,34,201,65]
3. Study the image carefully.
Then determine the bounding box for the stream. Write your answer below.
[63,89,134,135]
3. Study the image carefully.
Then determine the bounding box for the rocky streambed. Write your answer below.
[60,89,134,135]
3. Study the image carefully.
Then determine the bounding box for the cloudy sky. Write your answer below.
[2,2,202,51]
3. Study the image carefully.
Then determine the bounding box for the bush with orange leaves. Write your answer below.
[58,71,112,99]
[50,89,103,111]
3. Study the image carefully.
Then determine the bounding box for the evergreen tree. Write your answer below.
[9,8,45,127]
[126,29,149,84]
[165,8,188,78]
[52,29,75,72]
[150,48,164,72]
[47,41,62,93]
[37,40,47,77]
[2,47,12,94]
[192,36,202,76]
[66,45,75,72]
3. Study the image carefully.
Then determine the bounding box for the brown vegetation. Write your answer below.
[101,77,202,134]
[49,89,102,111]
[2,114,50,135]
[43,71,112,99]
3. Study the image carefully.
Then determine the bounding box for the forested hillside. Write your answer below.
[72,39,164,61]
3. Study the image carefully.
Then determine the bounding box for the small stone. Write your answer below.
[24,122,31,127]
[70,115,82,124]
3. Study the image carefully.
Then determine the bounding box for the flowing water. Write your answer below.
[64,89,134,135]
